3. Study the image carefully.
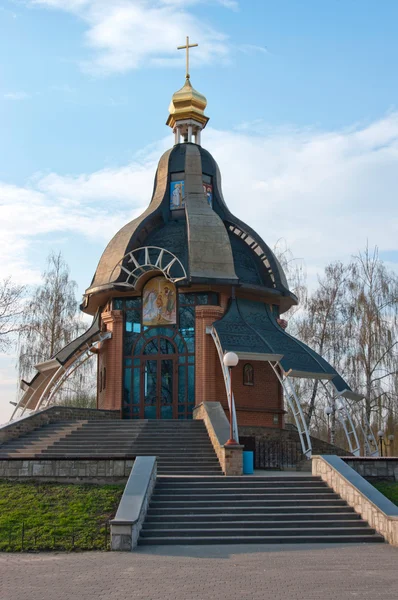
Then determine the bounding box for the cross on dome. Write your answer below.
[167,36,209,146]
[177,36,198,79]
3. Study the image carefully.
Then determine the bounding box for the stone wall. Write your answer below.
[344,458,398,482]
[0,406,120,446]
[111,456,157,551]
[312,455,398,546]
[0,457,133,484]
[193,402,242,476]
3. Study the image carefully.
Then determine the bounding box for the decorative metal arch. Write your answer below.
[209,327,239,442]
[320,381,361,456]
[269,361,312,458]
[11,331,111,420]
[109,246,187,288]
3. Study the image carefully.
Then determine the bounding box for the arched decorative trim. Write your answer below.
[109,246,187,289]
[227,224,278,288]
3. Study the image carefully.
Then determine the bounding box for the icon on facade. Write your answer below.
[203,182,213,208]
[142,276,177,326]
[170,181,185,209]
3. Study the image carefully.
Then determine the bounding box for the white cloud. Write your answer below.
[3,92,31,100]
[238,44,269,55]
[28,0,232,75]
[1,112,397,288]
[1,111,398,422]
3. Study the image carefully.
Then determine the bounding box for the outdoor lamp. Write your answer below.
[223,352,239,446]
[223,352,239,368]
[325,406,333,416]
[388,434,395,442]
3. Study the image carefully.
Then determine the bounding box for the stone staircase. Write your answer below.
[139,475,384,545]
[0,420,222,476]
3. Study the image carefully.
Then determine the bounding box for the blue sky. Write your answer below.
[1,0,398,423]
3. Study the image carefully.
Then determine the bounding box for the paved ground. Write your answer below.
[1,543,398,600]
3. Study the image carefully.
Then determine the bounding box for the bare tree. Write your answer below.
[0,277,25,351]
[296,261,351,426]
[18,252,82,381]
[345,246,398,427]
[293,246,398,446]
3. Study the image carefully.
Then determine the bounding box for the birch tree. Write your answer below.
[17,252,96,406]
[345,246,398,427]
[0,278,25,351]
[18,252,81,380]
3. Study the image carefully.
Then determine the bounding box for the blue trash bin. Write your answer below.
[243,450,254,475]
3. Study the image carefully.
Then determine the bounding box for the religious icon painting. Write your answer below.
[170,181,185,210]
[142,276,177,326]
[203,182,213,208]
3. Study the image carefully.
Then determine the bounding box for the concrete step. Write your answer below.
[153,486,333,495]
[156,470,223,475]
[155,480,328,488]
[143,519,370,530]
[145,512,362,523]
[138,534,385,545]
[141,525,376,536]
[157,476,322,483]
[150,498,347,507]
[147,505,357,516]
[150,492,340,501]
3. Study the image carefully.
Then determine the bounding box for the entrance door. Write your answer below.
[142,347,176,419]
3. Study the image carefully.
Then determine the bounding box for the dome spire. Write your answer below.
[177,35,198,80]
[166,36,209,146]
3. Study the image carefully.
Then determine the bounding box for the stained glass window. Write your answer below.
[118,291,219,419]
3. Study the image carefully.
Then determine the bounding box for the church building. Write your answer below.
[13,39,365,459]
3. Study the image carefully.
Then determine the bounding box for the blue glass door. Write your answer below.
[160,359,173,419]
[142,352,175,419]
[143,359,157,419]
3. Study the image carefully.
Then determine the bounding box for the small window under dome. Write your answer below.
[243,363,254,386]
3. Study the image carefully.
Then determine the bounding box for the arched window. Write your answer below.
[243,363,254,386]
[103,367,106,390]
[99,370,103,393]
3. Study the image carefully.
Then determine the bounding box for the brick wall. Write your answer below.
[195,305,225,405]
[100,310,123,413]
[195,303,285,429]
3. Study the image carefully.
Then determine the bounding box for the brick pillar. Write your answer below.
[101,310,124,414]
[195,305,225,406]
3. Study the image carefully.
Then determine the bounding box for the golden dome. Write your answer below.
[166,76,209,130]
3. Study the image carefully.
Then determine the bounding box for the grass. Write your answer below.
[0,481,124,552]
[373,481,398,506]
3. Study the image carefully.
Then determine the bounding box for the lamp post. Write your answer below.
[325,406,333,444]
[377,430,395,457]
[223,351,239,446]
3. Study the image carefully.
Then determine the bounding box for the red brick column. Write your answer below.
[100,310,124,414]
[195,305,225,406]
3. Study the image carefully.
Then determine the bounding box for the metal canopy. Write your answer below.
[211,298,363,458]
[11,311,110,419]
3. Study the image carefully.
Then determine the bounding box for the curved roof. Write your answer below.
[82,143,297,314]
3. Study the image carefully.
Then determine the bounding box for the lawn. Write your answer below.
[0,481,124,551]
[373,481,398,506]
